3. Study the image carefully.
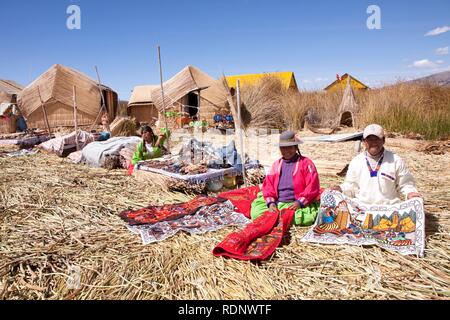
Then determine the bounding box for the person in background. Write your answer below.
[250,131,321,226]
[97,112,111,141]
[128,125,168,175]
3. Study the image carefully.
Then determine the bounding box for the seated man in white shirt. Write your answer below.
[330,124,421,205]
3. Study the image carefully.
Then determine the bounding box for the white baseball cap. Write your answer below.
[363,124,385,139]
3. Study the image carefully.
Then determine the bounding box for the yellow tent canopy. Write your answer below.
[324,73,369,92]
[225,71,298,91]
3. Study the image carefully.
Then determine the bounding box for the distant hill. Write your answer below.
[409,70,450,86]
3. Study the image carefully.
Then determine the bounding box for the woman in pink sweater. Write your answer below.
[250,131,321,226]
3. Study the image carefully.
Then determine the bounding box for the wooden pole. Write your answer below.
[90,66,108,132]
[221,73,241,131]
[37,86,52,134]
[197,89,201,118]
[236,79,246,187]
[73,86,80,151]
[157,45,171,153]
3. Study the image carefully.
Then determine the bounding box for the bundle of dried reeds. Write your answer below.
[238,76,285,129]
[110,117,138,137]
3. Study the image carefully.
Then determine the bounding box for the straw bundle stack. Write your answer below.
[110,117,138,137]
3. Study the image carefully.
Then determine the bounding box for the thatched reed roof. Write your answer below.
[324,73,369,91]
[225,71,298,91]
[338,77,360,114]
[333,77,361,128]
[128,85,160,106]
[128,66,228,124]
[17,64,117,128]
[0,80,23,103]
[199,79,229,108]
[134,65,216,112]
[0,80,23,95]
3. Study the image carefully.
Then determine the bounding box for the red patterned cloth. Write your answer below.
[212,209,295,261]
[119,195,225,225]
[218,186,261,218]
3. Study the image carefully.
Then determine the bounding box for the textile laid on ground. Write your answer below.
[136,161,240,184]
[81,136,141,168]
[119,195,225,226]
[119,147,135,169]
[128,201,250,244]
[301,190,425,257]
[212,209,295,261]
[0,148,39,158]
[68,150,83,163]
[218,186,261,218]
[38,131,95,156]
[0,132,52,147]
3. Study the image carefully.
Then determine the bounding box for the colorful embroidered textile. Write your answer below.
[302,190,425,257]
[218,186,261,218]
[212,209,295,261]
[119,195,225,225]
[128,201,250,244]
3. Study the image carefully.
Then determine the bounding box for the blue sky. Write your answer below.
[1,0,449,99]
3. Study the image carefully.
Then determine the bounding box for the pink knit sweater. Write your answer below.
[262,156,320,207]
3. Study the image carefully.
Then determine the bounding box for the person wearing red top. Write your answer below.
[250,131,321,226]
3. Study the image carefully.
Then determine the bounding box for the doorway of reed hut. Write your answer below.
[186,92,199,118]
[340,111,353,127]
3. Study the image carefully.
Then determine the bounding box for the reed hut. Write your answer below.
[128,65,218,125]
[128,85,160,125]
[0,79,23,104]
[18,64,118,129]
[335,77,361,127]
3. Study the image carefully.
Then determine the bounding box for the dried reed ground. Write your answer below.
[0,133,449,300]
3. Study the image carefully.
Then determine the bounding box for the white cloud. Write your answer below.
[436,46,449,55]
[412,59,439,68]
[425,26,450,36]
[436,60,444,64]
[302,79,312,84]
[314,77,329,82]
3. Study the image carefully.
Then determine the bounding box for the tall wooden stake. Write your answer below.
[37,86,52,134]
[157,45,171,153]
[73,86,80,151]
[197,89,201,118]
[90,66,108,132]
[236,79,246,187]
